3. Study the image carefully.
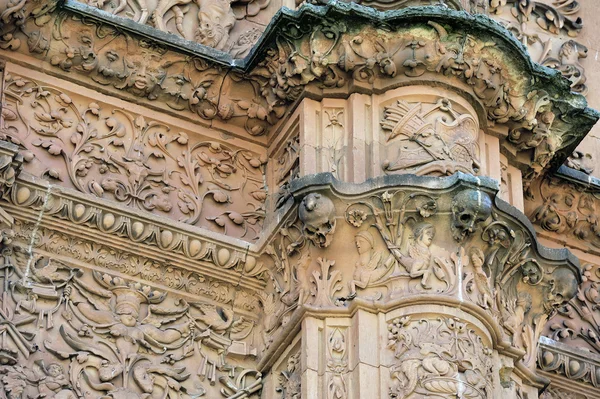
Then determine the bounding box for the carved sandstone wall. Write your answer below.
[0,0,599,399]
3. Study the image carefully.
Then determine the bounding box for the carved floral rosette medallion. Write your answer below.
[258,172,581,396]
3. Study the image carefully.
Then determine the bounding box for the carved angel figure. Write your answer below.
[398,223,438,289]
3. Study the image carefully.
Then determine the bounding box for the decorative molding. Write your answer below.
[73,0,268,55]
[0,1,595,184]
[538,336,600,390]
[1,73,267,240]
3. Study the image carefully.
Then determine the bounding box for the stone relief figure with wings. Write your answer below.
[380,98,481,176]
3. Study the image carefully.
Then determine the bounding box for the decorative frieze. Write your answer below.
[1,73,267,240]
[0,247,263,398]
[259,172,581,390]
[0,1,595,186]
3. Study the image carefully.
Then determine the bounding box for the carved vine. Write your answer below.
[1,74,267,240]
[0,246,263,398]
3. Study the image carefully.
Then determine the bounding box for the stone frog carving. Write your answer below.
[451,189,492,242]
[298,193,336,248]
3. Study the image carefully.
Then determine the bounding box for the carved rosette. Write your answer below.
[258,172,581,397]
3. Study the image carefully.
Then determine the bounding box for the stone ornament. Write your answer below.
[1,73,267,240]
[526,174,600,247]
[451,189,493,242]
[0,249,263,399]
[74,0,268,55]
[298,193,336,249]
[380,98,480,176]
[387,316,493,398]
[0,1,595,186]
[257,173,581,393]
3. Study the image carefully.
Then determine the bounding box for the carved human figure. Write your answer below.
[195,0,235,50]
[36,361,76,399]
[122,51,165,100]
[71,285,192,361]
[347,231,390,298]
[500,292,532,348]
[398,223,436,289]
[470,247,493,309]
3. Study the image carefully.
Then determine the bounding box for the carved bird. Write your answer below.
[191,303,234,333]
[31,257,62,284]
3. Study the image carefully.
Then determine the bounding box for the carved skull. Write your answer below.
[299,193,336,248]
[451,189,492,242]
[544,268,578,312]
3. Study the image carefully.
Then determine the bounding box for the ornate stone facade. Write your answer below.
[1,0,600,398]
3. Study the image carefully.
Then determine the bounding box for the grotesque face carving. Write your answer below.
[544,267,578,312]
[299,193,336,248]
[451,189,492,242]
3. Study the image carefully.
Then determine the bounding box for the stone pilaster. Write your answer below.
[259,173,581,399]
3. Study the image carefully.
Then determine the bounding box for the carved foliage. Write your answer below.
[528,176,600,246]
[387,316,493,398]
[545,262,600,355]
[0,247,263,399]
[1,74,267,240]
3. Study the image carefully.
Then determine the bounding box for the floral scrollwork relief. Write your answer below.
[75,0,267,55]
[527,175,600,247]
[0,246,263,399]
[387,316,493,398]
[1,74,267,240]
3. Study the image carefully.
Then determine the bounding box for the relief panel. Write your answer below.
[0,72,267,241]
[380,96,481,177]
[0,246,263,399]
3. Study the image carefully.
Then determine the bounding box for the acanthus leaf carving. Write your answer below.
[1,75,267,240]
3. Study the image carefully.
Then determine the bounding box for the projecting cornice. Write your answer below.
[1,0,597,183]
